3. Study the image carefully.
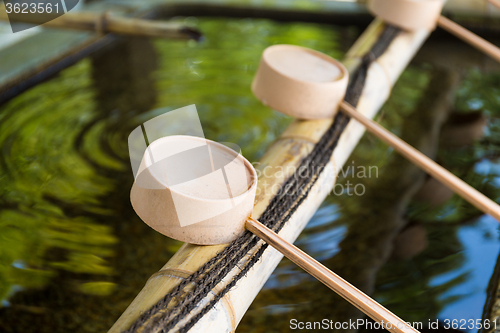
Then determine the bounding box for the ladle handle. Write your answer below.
[437,15,500,63]
[339,101,500,221]
[245,217,420,333]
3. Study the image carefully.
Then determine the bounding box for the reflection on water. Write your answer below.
[0,59,118,300]
[0,16,499,333]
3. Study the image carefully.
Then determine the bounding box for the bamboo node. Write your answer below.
[95,11,110,36]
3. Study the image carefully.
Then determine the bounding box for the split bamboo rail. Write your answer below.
[110,18,431,333]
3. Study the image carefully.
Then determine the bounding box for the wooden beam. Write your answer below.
[0,10,201,40]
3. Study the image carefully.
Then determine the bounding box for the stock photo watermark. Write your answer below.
[252,161,378,198]
[290,318,499,331]
[3,0,80,33]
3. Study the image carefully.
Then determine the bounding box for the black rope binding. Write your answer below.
[124,24,401,333]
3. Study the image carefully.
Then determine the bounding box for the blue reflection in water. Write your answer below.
[432,216,500,329]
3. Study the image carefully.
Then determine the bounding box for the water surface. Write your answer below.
[0,17,499,333]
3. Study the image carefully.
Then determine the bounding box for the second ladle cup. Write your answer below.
[368,0,444,31]
[252,44,349,119]
[130,135,418,333]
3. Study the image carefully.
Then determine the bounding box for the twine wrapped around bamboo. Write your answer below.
[109,18,431,333]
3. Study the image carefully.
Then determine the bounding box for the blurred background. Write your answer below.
[1,0,500,332]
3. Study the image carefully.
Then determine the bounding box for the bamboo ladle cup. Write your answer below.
[130,135,419,333]
[368,0,500,63]
[252,45,500,221]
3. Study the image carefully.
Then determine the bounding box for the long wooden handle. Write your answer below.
[245,218,419,333]
[339,101,500,221]
[437,15,500,63]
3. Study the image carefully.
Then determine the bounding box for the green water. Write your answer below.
[0,17,500,333]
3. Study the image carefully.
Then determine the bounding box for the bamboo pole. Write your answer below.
[339,101,500,221]
[245,218,419,333]
[109,19,431,333]
[0,10,202,40]
[437,15,500,63]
